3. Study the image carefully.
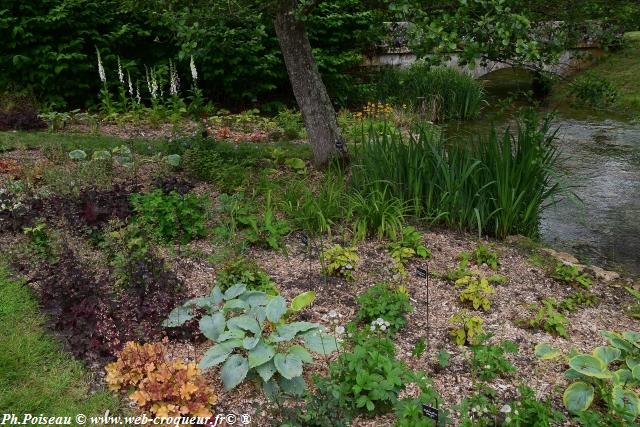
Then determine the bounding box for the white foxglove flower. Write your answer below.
[117,56,124,84]
[127,71,133,96]
[150,68,158,99]
[169,60,178,96]
[145,65,152,95]
[96,48,106,82]
[135,82,141,104]
[190,55,198,81]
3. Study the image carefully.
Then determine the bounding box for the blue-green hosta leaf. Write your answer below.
[199,339,242,369]
[627,357,640,370]
[593,346,621,366]
[248,340,276,368]
[221,355,249,390]
[224,284,247,300]
[601,331,635,353]
[273,322,320,342]
[162,306,193,327]
[222,299,249,313]
[68,149,87,160]
[534,343,562,360]
[569,355,611,379]
[563,381,594,413]
[227,315,261,335]
[614,368,634,384]
[243,335,260,350]
[164,154,181,167]
[279,375,306,396]
[218,329,245,342]
[249,306,267,326]
[255,360,277,383]
[633,365,640,381]
[612,385,640,418]
[622,331,640,345]
[263,377,280,401]
[266,296,287,323]
[91,150,111,160]
[290,291,316,313]
[288,345,313,364]
[564,368,589,381]
[184,296,214,309]
[274,353,303,380]
[240,291,270,307]
[210,286,224,304]
[302,331,340,355]
[199,312,225,341]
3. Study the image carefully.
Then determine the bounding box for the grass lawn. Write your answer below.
[551,31,640,117]
[0,263,121,416]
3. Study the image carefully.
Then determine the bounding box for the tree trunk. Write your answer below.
[274,0,346,168]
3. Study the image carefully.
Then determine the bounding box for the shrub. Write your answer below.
[106,341,216,419]
[449,311,485,346]
[163,284,335,394]
[130,190,208,244]
[356,283,412,334]
[215,257,278,295]
[569,72,618,108]
[321,244,359,280]
[373,64,485,121]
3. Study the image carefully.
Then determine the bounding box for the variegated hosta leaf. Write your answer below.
[569,355,611,379]
[534,343,562,360]
[593,346,621,366]
[563,381,594,413]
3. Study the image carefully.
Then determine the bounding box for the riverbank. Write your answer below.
[550,32,640,118]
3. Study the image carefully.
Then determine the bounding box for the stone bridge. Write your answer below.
[362,22,606,78]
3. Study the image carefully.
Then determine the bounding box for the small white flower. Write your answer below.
[485,365,491,369]
[505,417,511,424]
[335,326,345,334]
[500,404,512,413]
[328,310,338,318]
[380,325,387,331]
[344,264,353,270]
[514,410,519,415]
[370,325,376,331]
[127,71,133,96]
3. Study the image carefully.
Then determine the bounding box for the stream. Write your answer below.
[447,69,640,276]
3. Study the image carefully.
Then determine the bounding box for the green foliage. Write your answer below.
[163,284,334,394]
[457,384,499,427]
[100,222,149,288]
[626,287,640,320]
[350,110,560,238]
[388,226,431,270]
[437,351,450,369]
[470,244,499,270]
[273,109,305,140]
[412,337,427,359]
[525,299,570,338]
[553,263,593,288]
[394,384,443,427]
[506,385,565,426]
[449,311,485,346]
[356,283,412,335]
[130,190,207,244]
[23,221,51,258]
[347,185,406,241]
[321,244,359,281]
[214,257,278,296]
[237,193,290,250]
[537,331,640,422]
[569,72,618,108]
[558,290,599,313]
[374,64,485,121]
[469,334,518,381]
[455,276,495,311]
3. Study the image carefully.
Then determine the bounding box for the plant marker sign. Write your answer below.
[422,403,439,421]
[416,265,431,343]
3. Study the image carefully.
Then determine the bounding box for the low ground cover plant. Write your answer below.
[215,257,278,295]
[522,299,570,338]
[469,334,518,381]
[552,262,592,288]
[455,275,495,311]
[450,311,486,346]
[321,244,359,280]
[355,283,412,335]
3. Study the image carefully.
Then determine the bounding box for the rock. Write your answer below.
[540,248,580,265]
[587,266,620,283]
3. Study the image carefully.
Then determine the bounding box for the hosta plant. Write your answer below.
[455,275,495,311]
[321,244,359,281]
[162,285,336,396]
[535,331,640,421]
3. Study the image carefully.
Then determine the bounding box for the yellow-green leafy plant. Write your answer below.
[321,244,359,281]
[388,226,431,276]
[105,341,217,418]
[455,276,495,311]
[449,311,485,346]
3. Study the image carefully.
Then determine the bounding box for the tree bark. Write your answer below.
[274,0,346,168]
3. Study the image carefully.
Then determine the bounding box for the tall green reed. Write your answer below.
[350,110,560,238]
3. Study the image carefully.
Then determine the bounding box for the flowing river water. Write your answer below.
[446,69,640,276]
